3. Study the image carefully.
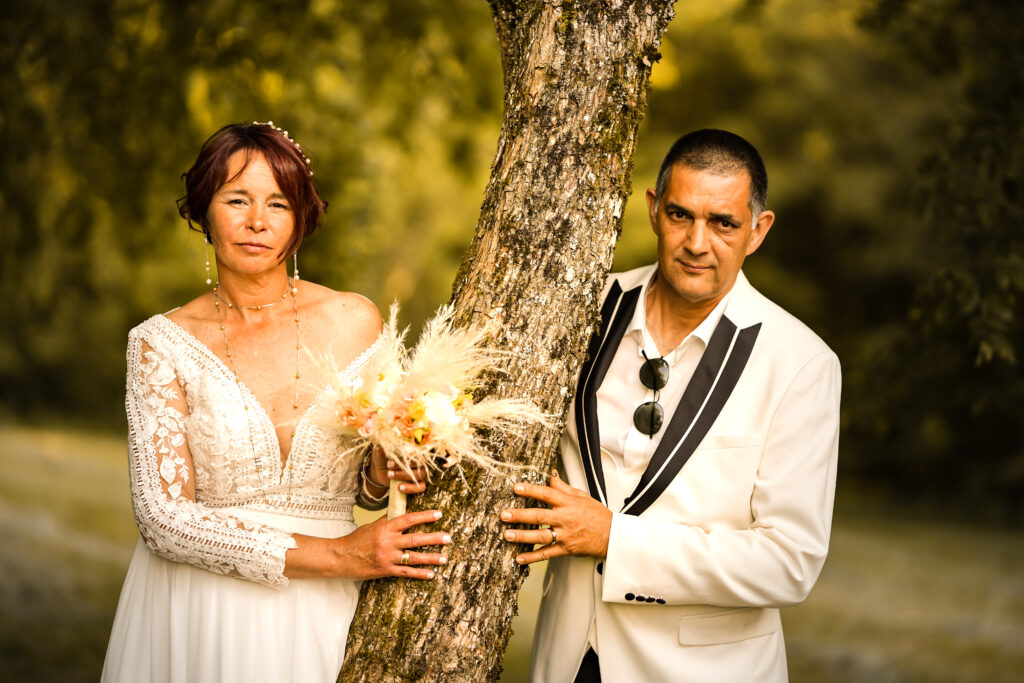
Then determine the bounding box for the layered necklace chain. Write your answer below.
[212,279,301,499]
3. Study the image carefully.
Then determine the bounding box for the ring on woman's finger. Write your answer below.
[550,528,558,544]
[400,551,410,566]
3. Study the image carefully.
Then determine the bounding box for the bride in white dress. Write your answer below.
[102,122,450,683]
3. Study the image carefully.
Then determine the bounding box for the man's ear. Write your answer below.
[646,188,659,235]
[746,210,775,256]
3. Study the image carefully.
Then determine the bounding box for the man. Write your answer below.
[500,129,840,682]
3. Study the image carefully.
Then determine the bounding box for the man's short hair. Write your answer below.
[654,129,768,218]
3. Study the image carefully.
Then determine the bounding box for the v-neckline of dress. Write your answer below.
[155,313,378,478]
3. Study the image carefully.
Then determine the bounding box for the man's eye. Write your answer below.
[717,220,735,229]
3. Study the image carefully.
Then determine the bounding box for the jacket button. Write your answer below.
[645,596,656,603]
[596,562,603,574]
[636,594,646,601]
[625,593,635,601]
[656,598,666,604]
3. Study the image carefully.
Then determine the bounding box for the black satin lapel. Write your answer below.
[573,281,641,505]
[591,286,641,389]
[573,281,621,504]
[621,318,762,516]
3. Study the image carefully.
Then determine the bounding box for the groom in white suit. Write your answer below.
[500,129,840,682]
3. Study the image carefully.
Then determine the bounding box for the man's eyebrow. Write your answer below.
[709,211,740,224]
[664,201,691,214]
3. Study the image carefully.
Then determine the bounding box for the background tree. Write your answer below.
[340,1,675,680]
[845,0,1024,520]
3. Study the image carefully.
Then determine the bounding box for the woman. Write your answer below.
[102,122,449,683]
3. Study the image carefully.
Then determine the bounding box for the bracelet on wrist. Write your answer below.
[361,449,387,489]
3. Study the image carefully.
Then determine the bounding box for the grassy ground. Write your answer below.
[1,425,1022,682]
[0,426,135,682]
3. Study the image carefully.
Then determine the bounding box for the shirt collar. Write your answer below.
[627,268,733,364]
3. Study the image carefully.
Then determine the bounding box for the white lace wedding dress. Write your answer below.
[101,314,384,683]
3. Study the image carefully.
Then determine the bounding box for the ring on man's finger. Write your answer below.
[400,551,410,566]
[550,528,558,544]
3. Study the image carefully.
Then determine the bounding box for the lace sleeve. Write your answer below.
[125,330,297,588]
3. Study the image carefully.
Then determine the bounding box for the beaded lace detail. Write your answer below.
[125,314,382,588]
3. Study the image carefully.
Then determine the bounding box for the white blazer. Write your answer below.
[530,265,841,683]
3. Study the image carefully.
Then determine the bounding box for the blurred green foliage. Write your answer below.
[1,0,503,416]
[1,0,1021,520]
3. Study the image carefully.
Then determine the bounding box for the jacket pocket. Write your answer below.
[677,607,779,646]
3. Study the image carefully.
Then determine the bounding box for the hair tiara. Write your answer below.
[252,120,313,176]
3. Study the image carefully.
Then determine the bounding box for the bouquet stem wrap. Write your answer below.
[387,480,406,520]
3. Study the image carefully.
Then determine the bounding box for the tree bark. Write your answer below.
[340,1,675,680]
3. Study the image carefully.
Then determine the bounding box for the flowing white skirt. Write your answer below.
[101,511,359,683]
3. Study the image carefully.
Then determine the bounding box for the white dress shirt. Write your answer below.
[587,271,730,653]
[595,272,730,510]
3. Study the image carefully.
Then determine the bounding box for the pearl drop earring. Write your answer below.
[292,252,300,294]
[205,239,213,286]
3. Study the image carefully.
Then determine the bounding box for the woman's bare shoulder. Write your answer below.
[163,292,216,335]
[300,282,382,351]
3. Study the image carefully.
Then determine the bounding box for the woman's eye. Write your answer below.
[228,198,246,206]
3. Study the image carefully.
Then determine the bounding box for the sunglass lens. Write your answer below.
[632,400,664,436]
[639,357,670,391]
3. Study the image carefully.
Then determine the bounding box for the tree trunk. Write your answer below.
[340,1,675,680]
